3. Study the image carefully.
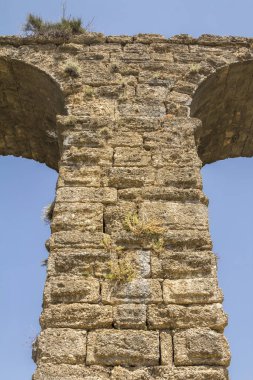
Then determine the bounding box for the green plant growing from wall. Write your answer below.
[23,13,86,39]
[105,259,136,284]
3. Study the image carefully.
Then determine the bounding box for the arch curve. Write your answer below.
[191,60,253,165]
[0,57,67,170]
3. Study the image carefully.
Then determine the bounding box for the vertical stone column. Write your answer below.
[33,114,230,380]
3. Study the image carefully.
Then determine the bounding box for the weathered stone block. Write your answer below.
[114,147,151,167]
[113,304,147,329]
[33,364,111,380]
[102,279,162,304]
[107,167,155,188]
[62,146,113,165]
[147,303,227,331]
[151,251,216,279]
[174,328,231,366]
[108,131,143,147]
[139,201,208,230]
[41,303,113,329]
[34,328,86,365]
[160,331,173,366]
[163,278,223,304]
[50,231,104,249]
[51,202,103,232]
[156,166,202,188]
[86,330,160,366]
[47,277,100,304]
[58,166,101,187]
[152,147,200,168]
[56,187,117,204]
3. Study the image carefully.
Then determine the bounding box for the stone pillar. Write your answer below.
[33,114,230,379]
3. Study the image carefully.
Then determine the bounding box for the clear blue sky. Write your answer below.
[0,1,253,379]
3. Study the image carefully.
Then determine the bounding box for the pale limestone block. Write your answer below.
[151,251,216,279]
[174,328,231,366]
[136,84,169,101]
[52,249,110,276]
[147,303,227,331]
[62,146,113,165]
[163,278,223,304]
[113,304,147,329]
[33,364,111,380]
[107,167,156,188]
[173,366,228,380]
[160,331,173,366]
[48,277,100,304]
[118,250,151,278]
[152,147,201,168]
[34,328,86,365]
[56,187,117,204]
[139,201,209,230]
[41,303,113,329]
[156,166,202,188]
[58,166,101,187]
[51,202,103,232]
[86,330,159,366]
[114,147,151,167]
[49,231,104,250]
[101,279,162,304]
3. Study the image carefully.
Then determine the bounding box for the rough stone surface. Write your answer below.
[1,33,247,379]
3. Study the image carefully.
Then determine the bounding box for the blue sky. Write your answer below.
[0,1,253,379]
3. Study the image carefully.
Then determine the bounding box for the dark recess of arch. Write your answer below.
[0,57,67,170]
[191,61,253,165]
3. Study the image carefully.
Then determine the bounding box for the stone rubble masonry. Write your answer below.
[2,31,252,379]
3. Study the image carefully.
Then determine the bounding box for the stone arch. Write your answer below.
[0,57,67,170]
[191,60,253,164]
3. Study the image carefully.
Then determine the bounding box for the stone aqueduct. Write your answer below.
[0,32,252,379]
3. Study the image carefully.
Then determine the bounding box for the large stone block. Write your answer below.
[34,328,87,365]
[33,364,111,380]
[51,202,103,232]
[62,146,113,165]
[107,167,155,188]
[86,330,160,366]
[139,201,208,230]
[147,303,227,331]
[49,231,104,249]
[41,303,113,329]
[151,251,216,279]
[174,328,231,366]
[56,187,117,204]
[163,278,223,304]
[102,279,162,304]
[47,277,100,304]
[58,166,102,187]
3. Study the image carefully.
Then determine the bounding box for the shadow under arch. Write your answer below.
[191,60,253,378]
[191,60,253,165]
[0,57,67,170]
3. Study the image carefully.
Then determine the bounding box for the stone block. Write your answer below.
[163,278,223,304]
[58,166,101,187]
[47,277,100,304]
[33,364,111,380]
[41,303,113,329]
[107,167,155,188]
[52,249,110,276]
[56,187,117,204]
[34,328,86,365]
[101,279,162,304]
[114,147,151,167]
[174,328,231,366]
[152,147,200,168]
[113,304,147,329]
[139,201,208,230]
[108,131,143,147]
[156,166,202,188]
[51,202,103,232]
[49,231,104,249]
[62,146,113,166]
[151,251,216,279]
[160,331,173,366]
[86,330,159,366]
[147,303,227,331]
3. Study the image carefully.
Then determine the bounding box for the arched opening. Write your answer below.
[0,58,66,379]
[191,61,253,379]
